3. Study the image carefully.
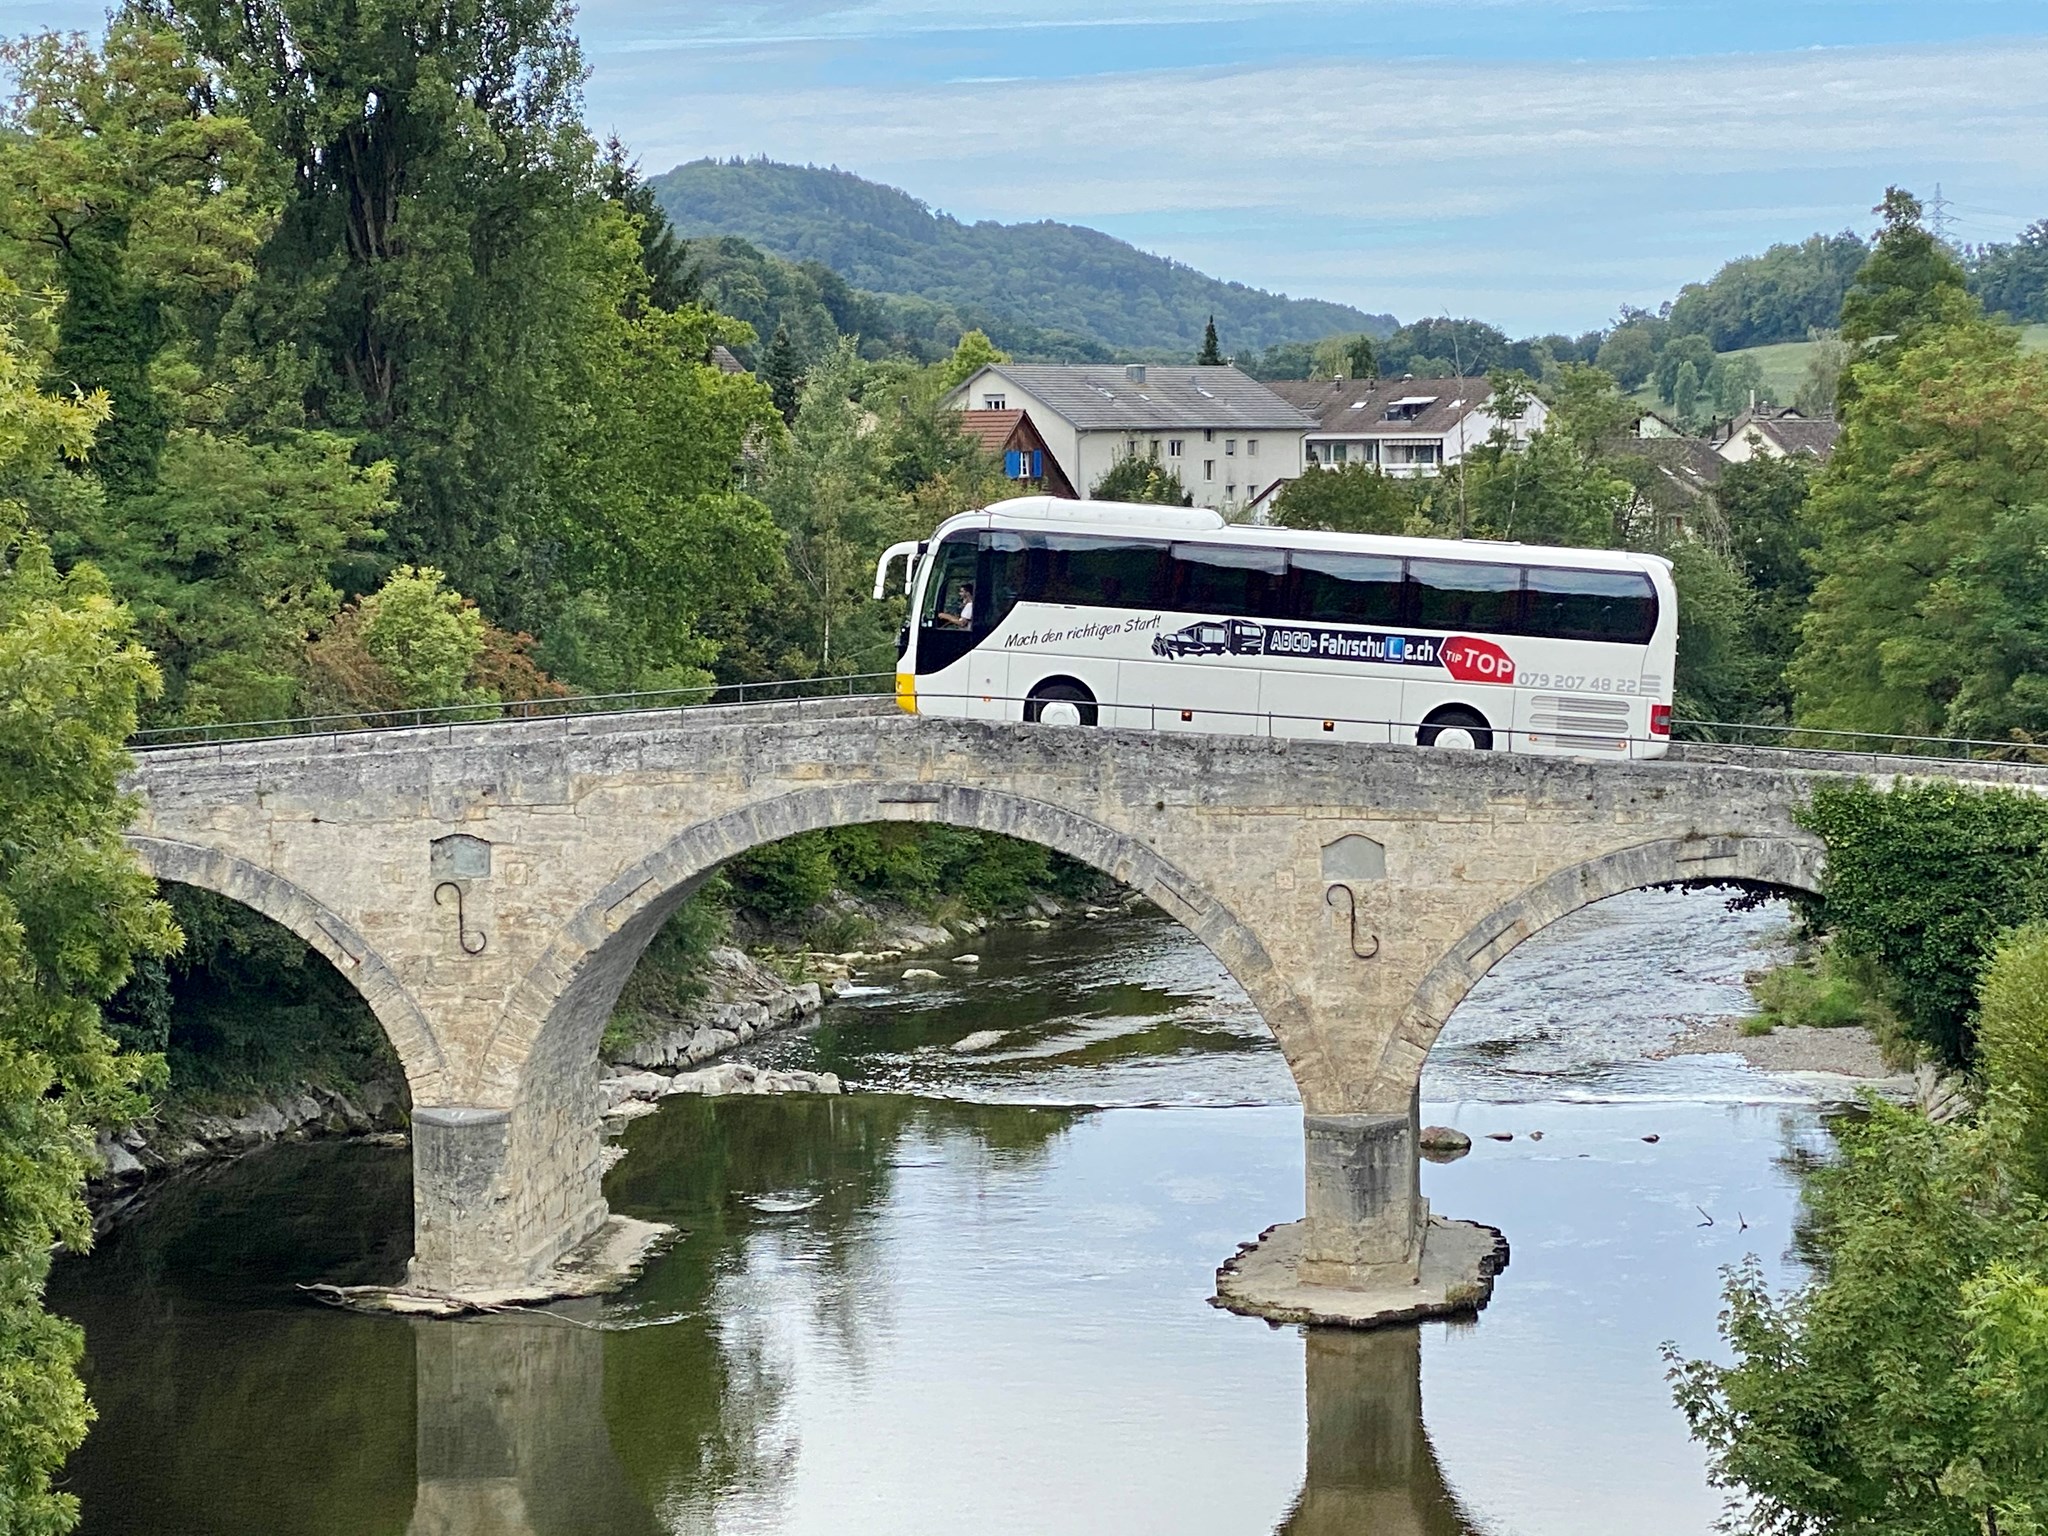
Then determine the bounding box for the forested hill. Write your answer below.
[651,158,1396,356]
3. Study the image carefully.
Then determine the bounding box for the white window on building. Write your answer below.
[1204,428,1215,443]
[1149,438,1161,460]
[982,394,1006,410]
[1330,443,1348,465]
[1168,439,1184,457]
[1225,438,1236,456]
[1203,459,1216,481]
[1226,484,1237,499]
[1247,438,1259,457]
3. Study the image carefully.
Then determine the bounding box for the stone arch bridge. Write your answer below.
[121,701,2044,1306]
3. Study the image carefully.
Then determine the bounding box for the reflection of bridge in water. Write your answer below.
[124,699,2041,1311]
[405,1314,1475,1536]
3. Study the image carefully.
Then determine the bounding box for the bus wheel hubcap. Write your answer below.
[1040,700,1084,727]
[1435,727,1478,749]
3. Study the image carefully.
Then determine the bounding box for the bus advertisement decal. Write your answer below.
[1154,620,1515,685]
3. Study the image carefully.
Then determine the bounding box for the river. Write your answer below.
[50,887,1841,1535]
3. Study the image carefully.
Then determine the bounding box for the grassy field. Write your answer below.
[1643,322,2048,415]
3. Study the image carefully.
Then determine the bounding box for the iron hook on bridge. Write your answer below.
[1324,883,1380,961]
[434,881,488,955]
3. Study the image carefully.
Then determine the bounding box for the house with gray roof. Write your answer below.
[1711,406,1840,466]
[946,364,1313,515]
[1265,376,1546,479]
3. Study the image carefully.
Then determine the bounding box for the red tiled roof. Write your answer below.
[958,408,1026,453]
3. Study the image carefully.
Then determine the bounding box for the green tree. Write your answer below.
[937,328,1007,391]
[1798,780,2048,1065]
[0,22,276,493]
[599,137,697,314]
[753,342,907,674]
[1091,454,1190,506]
[1795,329,1850,418]
[763,325,803,425]
[357,566,489,710]
[0,296,177,1536]
[1654,334,1716,406]
[1197,315,1222,366]
[1970,218,2048,323]
[1711,454,1814,712]
[1594,324,1656,390]
[1670,359,1702,425]
[1790,317,2048,739]
[1271,463,1413,534]
[1840,189,1974,356]
[33,431,392,724]
[1671,923,2048,1534]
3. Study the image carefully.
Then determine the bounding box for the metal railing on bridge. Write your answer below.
[124,674,2048,772]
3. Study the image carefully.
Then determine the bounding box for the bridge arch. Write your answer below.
[476,780,1324,1105]
[123,834,450,1100]
[1368,832,1826,1106]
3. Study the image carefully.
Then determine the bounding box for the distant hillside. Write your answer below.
[651,158,1395,358]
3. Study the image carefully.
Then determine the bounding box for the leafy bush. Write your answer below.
[725,833,839,922]
[1801,780,2048,1066]
[1671,923,2048,1532]
[1976,920,2048,1198]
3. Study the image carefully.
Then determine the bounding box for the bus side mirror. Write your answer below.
[873,540,922,600]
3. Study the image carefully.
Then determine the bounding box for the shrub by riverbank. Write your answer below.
[1671,923,2048,1531]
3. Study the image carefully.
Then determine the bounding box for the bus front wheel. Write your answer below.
[1417,705,1493,751]
[1026,680,1098,727]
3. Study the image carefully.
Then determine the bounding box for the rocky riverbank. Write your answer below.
[88,1079,409,1228]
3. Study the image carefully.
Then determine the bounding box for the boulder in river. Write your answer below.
[1418,1126,1471,1162]
[1485,1131,1514,1142]
[903,967,943,982]
[953,953,981,965]
[949,1029,1007,1054]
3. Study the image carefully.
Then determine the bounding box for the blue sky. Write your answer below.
[17,0,2048,334]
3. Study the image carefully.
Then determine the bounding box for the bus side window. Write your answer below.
[1407,558,1522,632]
[1169,543,1289,618]
[1290,551,1403,625]
[982,534,1030,632]
[1042,538,1167,608]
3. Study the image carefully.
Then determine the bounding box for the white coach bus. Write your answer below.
[872,496,1677,758]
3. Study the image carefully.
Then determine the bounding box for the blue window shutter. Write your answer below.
[1031,450,1042,478]
[1004,449,1021,477]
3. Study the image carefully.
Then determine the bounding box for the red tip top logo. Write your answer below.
[1440,636,1515,685]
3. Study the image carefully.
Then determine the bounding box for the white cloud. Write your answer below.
[606,39,2048,330]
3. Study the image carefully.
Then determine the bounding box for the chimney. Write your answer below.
[1125,364,1146,383]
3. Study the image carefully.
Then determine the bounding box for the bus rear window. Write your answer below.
[1523,567,1658,644]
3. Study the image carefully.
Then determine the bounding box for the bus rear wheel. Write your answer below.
[1026,680,1098,727]
[1417,705,1493,751]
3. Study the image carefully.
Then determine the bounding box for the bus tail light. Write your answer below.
[1649,703,1671,737]
[895,673,917,714]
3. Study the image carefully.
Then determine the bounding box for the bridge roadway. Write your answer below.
[121,699,2048,1310]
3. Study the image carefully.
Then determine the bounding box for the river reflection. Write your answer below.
[53,891,1831,1534]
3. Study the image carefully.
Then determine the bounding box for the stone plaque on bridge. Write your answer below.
[430,833,492,881]
[1320,833,1385,883]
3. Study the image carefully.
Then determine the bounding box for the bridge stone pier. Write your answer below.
[124,700,2026,1312]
